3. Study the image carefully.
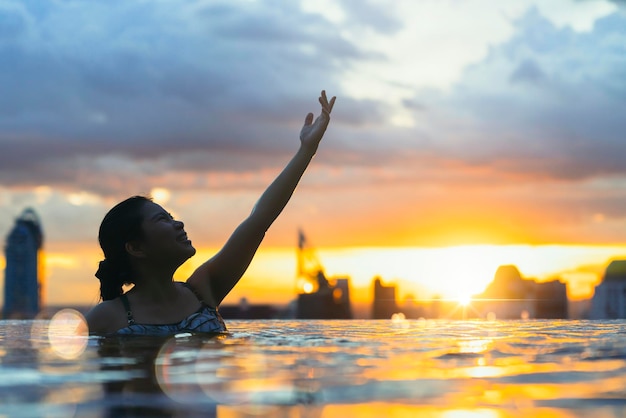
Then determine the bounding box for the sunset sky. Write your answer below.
[1,0,626,308]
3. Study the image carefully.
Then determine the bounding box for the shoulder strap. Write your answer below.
[182,282,209,307]
[119,293,135,325]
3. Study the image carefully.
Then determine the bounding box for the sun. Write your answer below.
[457,295,472,307]
[417,245,503,300]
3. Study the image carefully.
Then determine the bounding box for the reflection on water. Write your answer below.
[1,319,626,417]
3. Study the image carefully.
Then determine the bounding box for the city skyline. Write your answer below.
[1,218,625,308]
[1,1,626,307]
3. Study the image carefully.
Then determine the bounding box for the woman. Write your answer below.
[86,91,336,335]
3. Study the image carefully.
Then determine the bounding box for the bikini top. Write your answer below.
[114,282,227,336]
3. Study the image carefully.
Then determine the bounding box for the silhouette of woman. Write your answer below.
[86,91,336,335]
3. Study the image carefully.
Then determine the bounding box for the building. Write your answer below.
[474,265,568,319]
[3,208,44,319]
[533,280,569,319]
[296,273,353,319]
[219,297,282,319]
[590,260,626,319]
[294,230,352,319]
[372,277,397,319]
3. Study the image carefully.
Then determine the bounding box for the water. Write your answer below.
[1,317,626,418]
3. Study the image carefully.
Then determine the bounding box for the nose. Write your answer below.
[174,219,184,229]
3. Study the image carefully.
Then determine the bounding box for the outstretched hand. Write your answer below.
[300,90,336,151]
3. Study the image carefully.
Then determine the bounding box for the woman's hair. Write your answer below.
[95,196,152,301]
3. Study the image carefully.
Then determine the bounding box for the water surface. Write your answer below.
[1,318,626,417]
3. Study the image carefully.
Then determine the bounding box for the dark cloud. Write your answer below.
[0,0,381,189]
[509,58,546,85]
[2,1,625,196]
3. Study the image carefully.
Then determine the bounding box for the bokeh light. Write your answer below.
[47,309,88,360]
[154,336,200,404]
[195,340,290,413]
[391,312,410,329]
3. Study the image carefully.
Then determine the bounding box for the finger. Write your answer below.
[304,112,314,126]
[320,90,330,109]
[328,96,336,113]
[319,96,333,116]
[319,90,335,115]
[319,96,329,111]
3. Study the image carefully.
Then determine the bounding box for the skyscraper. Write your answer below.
[3,208,44,319]
[372,276,397,319]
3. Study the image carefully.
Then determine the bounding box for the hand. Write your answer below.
[300,90,336,151]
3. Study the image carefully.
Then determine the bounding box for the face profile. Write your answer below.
[130,201,197,268]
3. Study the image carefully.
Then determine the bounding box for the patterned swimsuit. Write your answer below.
[115,282,227,336]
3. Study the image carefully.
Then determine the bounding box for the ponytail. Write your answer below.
[95,259,129,301]
[95,196,151,301]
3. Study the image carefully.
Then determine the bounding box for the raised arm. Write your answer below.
[187,91,336,306]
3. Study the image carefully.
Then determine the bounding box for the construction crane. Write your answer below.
[295,229,352,319]
[296,228,330,294]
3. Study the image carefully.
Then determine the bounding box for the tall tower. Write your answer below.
[3,208,44,319]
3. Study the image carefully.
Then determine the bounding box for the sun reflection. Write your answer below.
[47,309,88,360]
[464,365,502,378]
[458,339,491,354]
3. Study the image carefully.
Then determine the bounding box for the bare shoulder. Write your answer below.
[186,263,218,308]
[85,299,128,335]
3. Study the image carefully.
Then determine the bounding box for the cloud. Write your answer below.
[409,7,626,181]
[2,0,626,249]
[4,1,623,193]
[0,0,374,187]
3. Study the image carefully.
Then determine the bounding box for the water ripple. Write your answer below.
[2,319,626,416]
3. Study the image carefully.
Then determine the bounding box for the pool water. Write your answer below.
[1,317,626,417]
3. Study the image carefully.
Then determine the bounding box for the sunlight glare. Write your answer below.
[424,246,498,299]
[457,295,472,307]
[303,282,314,294]
[67,191,100,206]
[151,187,171,205]
[45,254,79,269]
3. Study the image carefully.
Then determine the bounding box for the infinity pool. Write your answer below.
[1,316,626,417]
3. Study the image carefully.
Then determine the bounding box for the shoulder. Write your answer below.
[85,298,128,335]
[186,273,218,309]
